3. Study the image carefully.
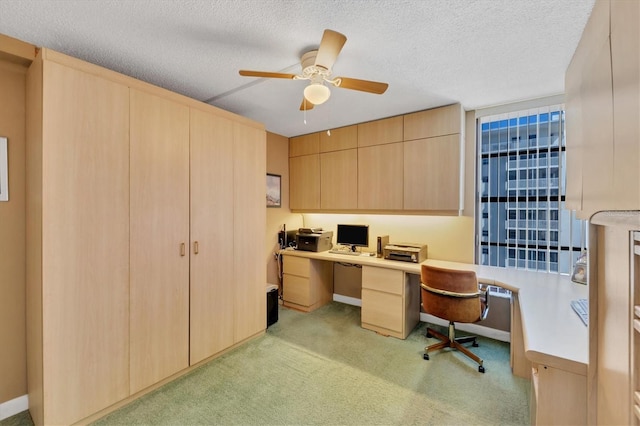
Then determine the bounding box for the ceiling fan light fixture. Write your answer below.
[304,83,330,105]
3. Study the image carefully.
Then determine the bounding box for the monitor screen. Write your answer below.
[336,224,369,250]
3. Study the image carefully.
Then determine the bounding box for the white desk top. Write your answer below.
[281,249,588,375]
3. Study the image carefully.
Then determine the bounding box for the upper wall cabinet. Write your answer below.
[565,0,639,218]
[289,103,464,214]
[403,103,462,141]
[357,116,403,147]
[290,132,319,157]
[404,134,461,211]
[320,125,357,152]
[290,154,320,210]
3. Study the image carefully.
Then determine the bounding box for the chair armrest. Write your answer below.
[420,283,482,299]
[478,283,490,320]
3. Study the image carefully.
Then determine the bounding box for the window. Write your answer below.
[477,104,586,273]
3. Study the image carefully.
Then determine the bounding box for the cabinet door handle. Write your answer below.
[194,241,199,255]
[180,243,186,257]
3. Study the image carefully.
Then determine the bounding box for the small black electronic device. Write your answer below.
[278,229,298,249]
[336,224,369,252]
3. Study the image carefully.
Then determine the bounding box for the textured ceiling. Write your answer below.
[0,0,595,137]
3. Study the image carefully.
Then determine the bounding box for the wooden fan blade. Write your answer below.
[336,77,389,94]
[300,97,315,111]
[314,29,347,70]
[239,70,297,79]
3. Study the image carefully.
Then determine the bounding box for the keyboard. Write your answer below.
[328,250,373,256]
[570,298,588,326]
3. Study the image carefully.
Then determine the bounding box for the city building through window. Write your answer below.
[477,105,586,274]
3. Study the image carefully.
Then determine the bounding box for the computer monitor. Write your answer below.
[336,224,369,252]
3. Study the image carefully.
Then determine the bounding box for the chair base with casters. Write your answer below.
[423,321,485,373]
[420,264,490,374]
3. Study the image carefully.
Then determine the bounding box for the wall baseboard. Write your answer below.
[420,313,511,342]
[333,294,362,307]
[332,295,510,342]
[0,394,28,421]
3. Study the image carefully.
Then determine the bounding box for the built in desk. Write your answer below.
[281,249,588,425]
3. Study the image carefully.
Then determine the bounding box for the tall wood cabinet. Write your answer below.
[129,89,191,394]
[189,109,235,365]
[26,54,131,426]
[26,49,266,425]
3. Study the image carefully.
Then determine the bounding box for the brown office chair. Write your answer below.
[420,264,490,373]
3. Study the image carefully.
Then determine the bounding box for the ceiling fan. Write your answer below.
[239,29,389,111]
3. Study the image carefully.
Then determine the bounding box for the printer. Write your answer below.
[383,243,428,263]
[296,230,333,252]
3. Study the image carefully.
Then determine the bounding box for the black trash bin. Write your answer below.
[266,284,278,327]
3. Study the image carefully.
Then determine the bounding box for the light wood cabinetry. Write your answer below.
[189,109,235,365]
[233,122,267,342]
[403,134,461,211]
[290,154,320,210]
[189,110,266,363]
[282,256,333,312]
[321,149,358,210]
[357,143,403,210]
[26,49,266,425]
[129,89,190,394]
[26,56,130,426]
[357,115,403,147]
[289,104,463,214]
[361,266,420,339]
[320,125,357,152]
[290,132,319,157]
[531,364,587,425]
[565,0,639,217]
[403,103,461,141]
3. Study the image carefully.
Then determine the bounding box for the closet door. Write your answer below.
[129,89,190,393]
[189,108,235,364]
[41,61,130,425]
[233,122,266,341]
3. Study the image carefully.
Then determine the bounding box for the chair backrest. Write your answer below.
[421,264,482,324]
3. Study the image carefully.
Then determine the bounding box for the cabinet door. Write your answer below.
[320,125,357,152]
[358,143,403,210]
[321,148,358,210]
[129,89,190,394]
[189,109,235,364]
[290,132,319,157]
[233,122,266,342]
[403,104,461,141]
[611,0,640,210]
[290,154,320,210]
[41,61,130,425]
[357,116,403,147]
[403,134,461,211]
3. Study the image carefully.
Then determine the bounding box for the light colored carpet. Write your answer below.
[2,302,530,425]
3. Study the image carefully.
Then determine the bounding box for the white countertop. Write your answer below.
[281,249,588,374]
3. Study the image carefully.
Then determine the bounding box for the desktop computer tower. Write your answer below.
[266,284,278,327]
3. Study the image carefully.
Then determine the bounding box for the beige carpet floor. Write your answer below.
[2,301,530,425]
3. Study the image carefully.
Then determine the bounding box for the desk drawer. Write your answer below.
[283,274,312,306]
[361,289,403,333]
[362,266,403,295]
[283,256,310,278]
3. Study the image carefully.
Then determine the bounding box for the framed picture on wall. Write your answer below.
[0,137,8,202]
[266,173,281,208]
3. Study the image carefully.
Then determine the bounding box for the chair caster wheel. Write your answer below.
[472,341,479,347]
[423,353,430,360]
[478,365,485,373]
